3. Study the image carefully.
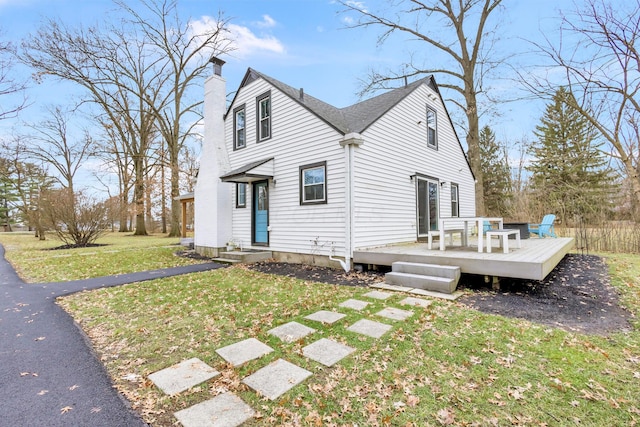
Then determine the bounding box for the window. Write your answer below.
[451,183,459,217]
[233,105,246,150]
[300,162,327,205]
[257,91,271,142]
[236,183,247,208]
[427,106,437,149]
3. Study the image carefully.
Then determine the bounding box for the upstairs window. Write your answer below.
[427,106,437,149]
[257,91,271,142]
[236,183,247,208]
[233,105,246,150]
[450,183,459,217]
[300,161,327,205]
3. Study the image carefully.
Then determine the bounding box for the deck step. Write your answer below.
[384,262,461,294]
[391,261,461,281]
[385,272,458,294]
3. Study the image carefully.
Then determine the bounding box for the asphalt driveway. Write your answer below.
[0,244,224,426]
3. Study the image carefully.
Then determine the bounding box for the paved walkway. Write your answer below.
[0,244,224,427]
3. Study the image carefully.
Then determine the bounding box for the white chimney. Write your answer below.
[194,57,232,256]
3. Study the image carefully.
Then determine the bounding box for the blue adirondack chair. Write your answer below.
[528,214,557,238]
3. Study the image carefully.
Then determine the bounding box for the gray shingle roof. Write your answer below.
[239,68,436,135]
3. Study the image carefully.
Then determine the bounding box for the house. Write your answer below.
[193,58,476,271]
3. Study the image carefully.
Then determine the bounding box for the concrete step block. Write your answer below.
[219,251,273,263]
[391,261,460,281]
[384,271,458,294]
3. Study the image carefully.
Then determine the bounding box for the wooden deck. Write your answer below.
[353,237,575,281]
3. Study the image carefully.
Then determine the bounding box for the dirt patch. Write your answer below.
[246,255,633,336]
[458,254,633,335]
[249,261,386,287]
[48,243,108,250]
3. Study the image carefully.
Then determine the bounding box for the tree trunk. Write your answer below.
[133,157,147,235]
[167,138,181,237]
[465,87,485,216]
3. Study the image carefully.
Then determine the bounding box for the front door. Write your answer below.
[417,177,439,237]
[253,181,269,245]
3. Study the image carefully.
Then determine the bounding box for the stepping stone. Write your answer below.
[363,290,393,300]
[339,299,369,311]
[242,359,312,400]
[174,392,254,427]
[370,282,410,292]
[409,287,464,301]
[400,296,433,308]
[376,307,414,321]
[216,338,273,367]
[304,310,346,325]
[303,338,355,367]
[268,321,316,343]
[148,357,219,396]
[347,319,392,339]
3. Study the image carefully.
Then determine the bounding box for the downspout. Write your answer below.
[339,133,364,272]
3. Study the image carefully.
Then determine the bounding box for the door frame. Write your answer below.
[415,174,439,239]
[252,180,269,246]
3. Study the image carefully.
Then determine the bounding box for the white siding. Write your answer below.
[225,79,347,257]
[353,84,476,249]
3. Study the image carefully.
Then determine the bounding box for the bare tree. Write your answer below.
[523,0,640,219]
[118,0,233,236]
[0,31,27,120]
[339,0,505,215]
[25,106,94,194]
[22,18,162,235]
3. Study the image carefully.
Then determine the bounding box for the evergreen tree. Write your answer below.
[0,159,19,231]
[527,87,618,225]
[479,126,512,216]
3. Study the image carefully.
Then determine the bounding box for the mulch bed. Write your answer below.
[247,254,634,336]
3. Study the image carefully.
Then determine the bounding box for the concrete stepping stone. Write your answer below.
[347,319,392,339]
[363,290,393,300]
[304,310,346,325]
[268,321,316,343]
[174,392,254,427]
[242,359,312,400]
[400,296,433,308]
[376,307,414,321]
[216,338,273,367]
[148,357,219,396]
[303,338,355,367]
[339,299,369,311]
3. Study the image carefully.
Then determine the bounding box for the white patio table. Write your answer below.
[438,216,503,252]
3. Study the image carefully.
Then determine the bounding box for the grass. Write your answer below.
[0,231,203,282]
[3,233,640,425]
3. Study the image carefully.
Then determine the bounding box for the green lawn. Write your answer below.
[0,232,203,282]
[2,233,639,426]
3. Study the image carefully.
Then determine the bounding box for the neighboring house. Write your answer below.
[194,58,476,271]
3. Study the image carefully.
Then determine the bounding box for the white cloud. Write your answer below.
[342,16,355,25]
[190,15,285,59]
[228,23,285,57]
[345,1,368,13]
[255,15,276,29]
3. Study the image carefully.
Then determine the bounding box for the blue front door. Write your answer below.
[253,181,269,245]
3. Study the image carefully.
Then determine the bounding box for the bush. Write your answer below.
[42,189,108,247]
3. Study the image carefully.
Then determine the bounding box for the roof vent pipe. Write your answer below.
[209,56,226,77]
[299,88,304,101]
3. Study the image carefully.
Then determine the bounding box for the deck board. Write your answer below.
[353,237,575,281]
